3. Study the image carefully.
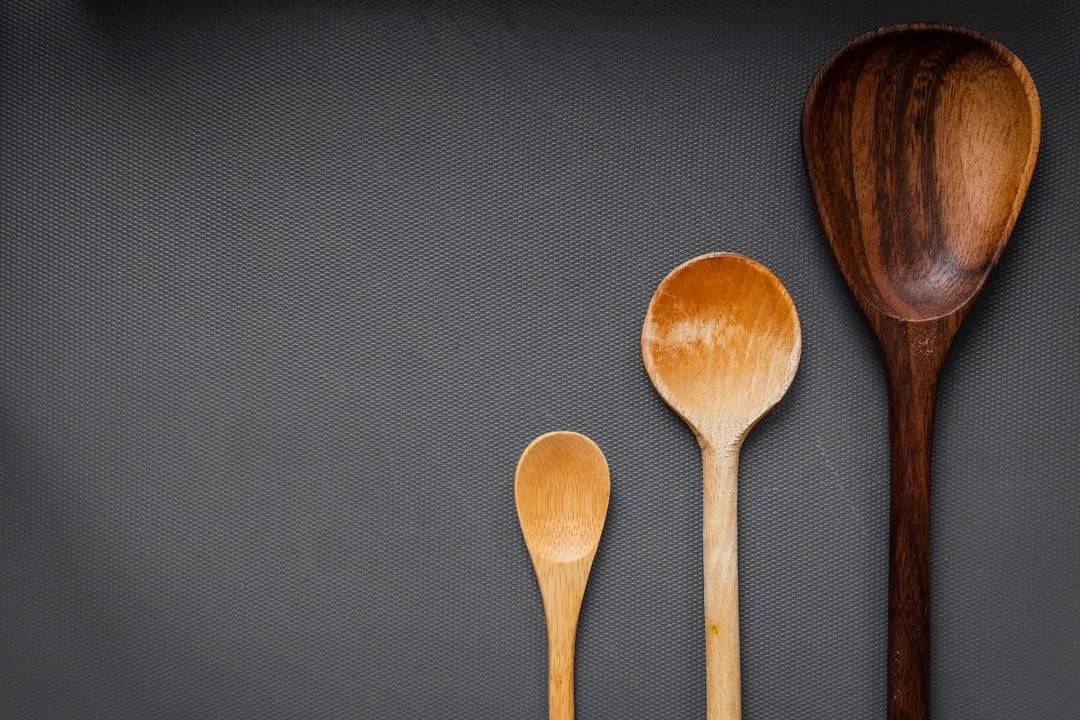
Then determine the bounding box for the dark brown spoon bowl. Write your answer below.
[802,23,1040,720]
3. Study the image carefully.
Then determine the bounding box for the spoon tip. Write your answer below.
[804,22,1040,117]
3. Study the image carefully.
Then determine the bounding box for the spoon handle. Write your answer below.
[702,444,742,720]
[882,322,950,720]
[546,611,577,720]
[538,562,589,720]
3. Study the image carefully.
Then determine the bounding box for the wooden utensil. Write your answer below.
[516,431,610,720]
[641,253,801,720]
[802,23,1040,720]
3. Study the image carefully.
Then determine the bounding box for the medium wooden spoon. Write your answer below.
[642,253,801,720]
[802,23,1041,720]
[516,431,610,720]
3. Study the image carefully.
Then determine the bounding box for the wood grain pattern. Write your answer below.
[515,431,610,720]
[642,253,801,720]
[802,23,1040,720]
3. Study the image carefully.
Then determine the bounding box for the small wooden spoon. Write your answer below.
[802,23,1040,720]
[516,431,610,720]
[641,253,801,720]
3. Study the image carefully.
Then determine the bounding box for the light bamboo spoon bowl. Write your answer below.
[642,253,801,720]
[803,23,1040,720]
[516,431,610,720]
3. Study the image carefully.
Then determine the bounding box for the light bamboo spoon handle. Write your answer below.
[642,253,801,720]
[803,24,1040,720]
[516,431,610,720]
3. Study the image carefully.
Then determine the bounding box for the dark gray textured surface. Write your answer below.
[1,1,1077,718]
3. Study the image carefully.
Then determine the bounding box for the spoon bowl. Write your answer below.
[516,432,610,564]
[803,23,1040,323]
[802,24,1040,720]
[642,252,801,445]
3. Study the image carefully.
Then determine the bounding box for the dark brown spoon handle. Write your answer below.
[879,318,955,720]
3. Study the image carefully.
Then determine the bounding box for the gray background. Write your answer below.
[1,1,1077,718]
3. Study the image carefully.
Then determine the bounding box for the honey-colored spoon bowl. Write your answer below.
[802,23,1041,322]
[641,253,801,446]
[515,431,610,565]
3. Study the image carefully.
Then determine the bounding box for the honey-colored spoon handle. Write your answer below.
[881,320,951,720]
[537,560,589,720]
[702,444,742,720]
[545,609,577,720]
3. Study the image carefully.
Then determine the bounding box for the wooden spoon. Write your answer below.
[641,253,801,720]
[802,23,1040,720]
[516,431,610,720]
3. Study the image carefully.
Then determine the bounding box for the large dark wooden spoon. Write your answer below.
[802,23,1040,720]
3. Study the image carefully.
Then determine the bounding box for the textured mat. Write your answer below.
[1,1,1077,718]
